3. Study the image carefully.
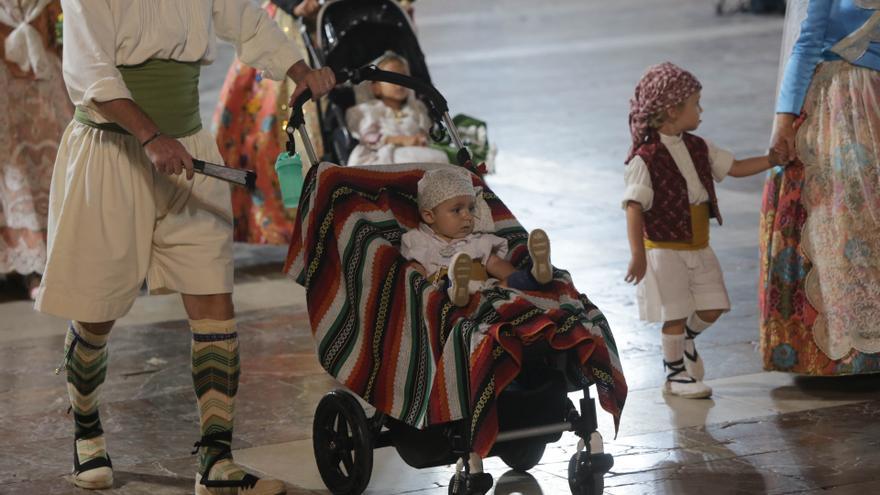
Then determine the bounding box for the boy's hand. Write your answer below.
[625,253,647,285]
[768,148,786,167]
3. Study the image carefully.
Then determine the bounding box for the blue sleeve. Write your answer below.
[776,0,834,114]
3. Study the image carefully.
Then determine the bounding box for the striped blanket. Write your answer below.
[285,162,627,456]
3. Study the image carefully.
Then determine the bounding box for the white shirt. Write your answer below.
[345,97,446,166]
[61,0,301,109]
[400,223,508,280]
[0,0,55,79]
[346,98,434,145]
[622,133,734,211]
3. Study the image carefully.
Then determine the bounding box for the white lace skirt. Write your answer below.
[797,61,880,357]
[0,57,72,275]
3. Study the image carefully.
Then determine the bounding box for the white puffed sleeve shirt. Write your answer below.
[60,0,302,109]
[622,133,734,211]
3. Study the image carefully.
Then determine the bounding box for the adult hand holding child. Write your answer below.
[769,113,798,164]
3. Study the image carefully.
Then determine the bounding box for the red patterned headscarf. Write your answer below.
[626,62,702,163]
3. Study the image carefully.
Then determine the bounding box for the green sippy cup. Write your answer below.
[274,151,304,209]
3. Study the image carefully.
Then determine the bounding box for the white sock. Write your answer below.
[686,313,713,336]
[661,332,685,363]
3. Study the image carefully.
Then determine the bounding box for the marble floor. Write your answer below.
[3,0,880,494]
[2,279,878,495]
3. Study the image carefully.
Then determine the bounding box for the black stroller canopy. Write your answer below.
[318,0,432,85]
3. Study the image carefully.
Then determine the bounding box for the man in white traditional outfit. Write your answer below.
[34,1,335,493]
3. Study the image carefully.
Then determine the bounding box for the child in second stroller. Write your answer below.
[346,52,451,165]
[402,167,553,307]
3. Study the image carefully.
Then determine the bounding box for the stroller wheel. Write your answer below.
[313,389,374,495]
[499,441,546,472]
[567,451,610,495]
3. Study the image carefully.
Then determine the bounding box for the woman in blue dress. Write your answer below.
[760,0,880,375]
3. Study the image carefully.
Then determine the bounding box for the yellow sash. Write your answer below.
[644,203,710,251]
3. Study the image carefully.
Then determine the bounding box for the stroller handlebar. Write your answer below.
[286,65,466,166]
[288,66,449,130]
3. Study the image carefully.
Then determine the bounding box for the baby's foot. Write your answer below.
[528,229,552,284]
[447,252,473,307]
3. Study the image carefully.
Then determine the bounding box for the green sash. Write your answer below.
[74,59,202,138]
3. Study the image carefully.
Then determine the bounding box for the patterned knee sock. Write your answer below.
[190,319,243,479]
[64,322,111,466]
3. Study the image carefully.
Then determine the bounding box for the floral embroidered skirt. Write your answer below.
[759,61,880,375]
[211,3,323,244]
[0,57,71,275]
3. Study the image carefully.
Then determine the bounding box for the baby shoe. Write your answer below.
[527,229,552,284]
[447,252,473,307]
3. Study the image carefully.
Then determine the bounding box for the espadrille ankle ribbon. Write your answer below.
[663,358,696,384]
[192,432,259,489]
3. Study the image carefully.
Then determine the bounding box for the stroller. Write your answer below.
[284,66,627,495]
[282,0,494,168]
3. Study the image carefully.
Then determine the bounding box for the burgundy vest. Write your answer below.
[632,133,722,242]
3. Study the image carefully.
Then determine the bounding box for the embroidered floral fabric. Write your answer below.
[759,61,880,374]
[0,2,71,275]
[211,3,322,244]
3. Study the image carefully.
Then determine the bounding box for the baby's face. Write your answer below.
[424,195,476,240]
[373,59,410,102]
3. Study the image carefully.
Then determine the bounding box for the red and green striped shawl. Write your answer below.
[285,162,627,456]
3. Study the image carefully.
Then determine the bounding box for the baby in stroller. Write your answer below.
[346,52,451,166]
[285,58,625,495]
[403,167,553,306]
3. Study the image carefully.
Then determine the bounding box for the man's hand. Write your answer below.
[144,134,195,179]
[293,0,320,18]
[91,98,196,180]
[288,61,335,108]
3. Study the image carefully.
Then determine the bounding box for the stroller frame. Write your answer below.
[286,69,614,495]
[285,0,437,165]
[287,65,466,169]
